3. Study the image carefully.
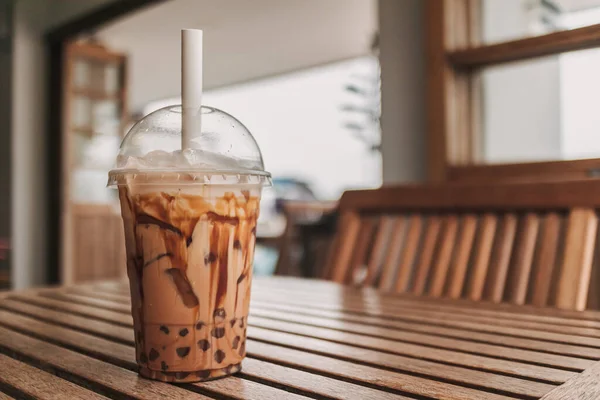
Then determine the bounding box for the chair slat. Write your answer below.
[556,208,598,310]
[485,213,518,303]
[428,215,459,297]
[412,216,442,295]
[447,214,478,299]
[378,217,406,291]
[466,213,497,301]
[364,217,394,286]
[348,218,377,284]
[506,213,540,305]
[530,213,561,307]
[330,212,361,283]
[394,215,423,293]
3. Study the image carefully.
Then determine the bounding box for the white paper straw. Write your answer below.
[181,29,203,149]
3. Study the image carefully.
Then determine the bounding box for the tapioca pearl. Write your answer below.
[159,325,169,335]
[211,327,225,338]
[233,240,241,249]
[179,328,189,337]
[176,347,191,358]
[165,371,190,380]
[195,321,204,330]
[204,252,217,265]
[161,361,168,371]
[239,341,246,356]
[229,319,236,328]
[197,339,210,351]
[214,350,226,364]
[232,336,240,350]
[149,348,160,361]
[239,318,244,328]
[196,370,211,379]
[213,308,226,322]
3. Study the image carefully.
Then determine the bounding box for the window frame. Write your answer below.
[425,0,600,182]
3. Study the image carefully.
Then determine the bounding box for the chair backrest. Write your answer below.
[324,181,600,311]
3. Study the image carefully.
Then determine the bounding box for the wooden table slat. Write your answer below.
[0,309,313,400]
[254,282,600,330]
[255,277,600,321]
[0,326,213,399]
[246,341,513,400]
[0,353,109,400]
[249,306,593,371]
[248,316,574,383]
[0,298,133,344]
[249,299,600,359]
[541,360,600,399]
[250,293,600,347]
[3,277,600,399]
[248,326,555,398]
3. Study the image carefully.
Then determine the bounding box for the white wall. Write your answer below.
[11,0,112,289]
[378,0,426,183]
[96,0,378,112]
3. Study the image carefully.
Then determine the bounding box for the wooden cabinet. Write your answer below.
[62,42,128,283]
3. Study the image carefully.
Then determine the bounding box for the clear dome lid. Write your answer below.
[107,105,271,186]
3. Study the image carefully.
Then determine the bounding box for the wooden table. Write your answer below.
[0,277,599,399]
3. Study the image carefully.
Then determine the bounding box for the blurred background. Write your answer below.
[2,0,600,289]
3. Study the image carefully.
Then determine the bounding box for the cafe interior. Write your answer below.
[5,0,600,306]
[5,0,600,398]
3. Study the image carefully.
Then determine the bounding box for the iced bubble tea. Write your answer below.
[108,105,270,382]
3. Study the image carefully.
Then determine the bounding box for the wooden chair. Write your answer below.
[324,180,600,311]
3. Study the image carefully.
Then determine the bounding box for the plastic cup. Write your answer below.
[108,106,270,382]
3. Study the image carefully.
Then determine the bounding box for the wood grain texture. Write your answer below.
[447,159,600,184]
[329,212,360,283]
[0,326,211,399]
[412,216,442,295]
[446,214,477,298]
[5,277,600,398]
[448,23,600,69]
[378,217,406,291]
[248,326,554,398]
[506,213,540,305]
[557,208,599,311]
[394,215,422,292]
[531,213,562,307]
[246,341,510,400]
[466,213,497,300]
[250,298,600,359]
[249,306,593,371]
[0,354,108,400]
[348,218,376,285]
[484,213,518,303]
[364,217,394,286]
[337,180,600,211]
[428,215,459,296]
[542,360,600,400]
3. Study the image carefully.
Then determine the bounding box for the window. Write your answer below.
[426,0,600,182]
